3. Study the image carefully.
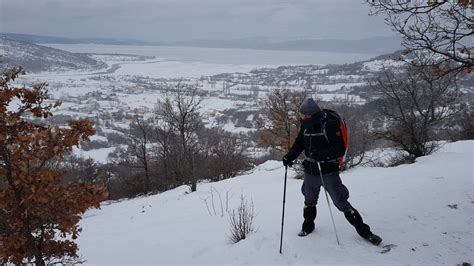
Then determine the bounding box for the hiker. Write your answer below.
[282,98,382,245]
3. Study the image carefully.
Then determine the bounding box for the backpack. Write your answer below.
[322,109,349,168]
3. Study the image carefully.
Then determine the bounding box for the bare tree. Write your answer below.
[367,0,473,76]
[109,116,155,193]
[345,119,372,168]
[60,156,105,185]
[370,65,459,161]
[155,84,203,192]
[198,128,249,181]
[128,117,155,190]
[152,124,178,189]
[104,85,252,198]
[444,102,474,140]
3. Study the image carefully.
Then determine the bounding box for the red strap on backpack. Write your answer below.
[338,118,348,168]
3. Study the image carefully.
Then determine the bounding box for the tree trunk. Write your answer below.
[34,254,45,266]
[28,236,45,266]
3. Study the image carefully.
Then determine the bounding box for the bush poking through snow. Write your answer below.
[228,195,255,244]
[201,187,231,217]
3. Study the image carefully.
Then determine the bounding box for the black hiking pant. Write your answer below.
[301,171,372,238]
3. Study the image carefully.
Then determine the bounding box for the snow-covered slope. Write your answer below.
[78,141,473,265]
[0,38,106,73]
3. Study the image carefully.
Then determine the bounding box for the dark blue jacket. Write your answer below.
[285,111,346,175]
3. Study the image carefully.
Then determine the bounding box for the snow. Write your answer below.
[317,82,366,92]
[315,93,365,104]
[77,140,474,265]
[89,135,108,142]
[363,59,405,72]
[73,147,116,164]
[113,60,268,79]
[200,98,251,112]
[222,120,256,134]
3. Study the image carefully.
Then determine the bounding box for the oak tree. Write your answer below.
[257,88,307,152]
[0,67,107,265]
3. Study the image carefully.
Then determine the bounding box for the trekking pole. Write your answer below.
[279,165,288,254]
[317,161,341,246]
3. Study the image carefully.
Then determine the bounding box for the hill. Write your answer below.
[0,33,147,46]
[77,141,473,265]
[0,38,106,73]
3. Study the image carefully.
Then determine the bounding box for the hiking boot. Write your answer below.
[299,205,316,236]
[364,233,382,246]
[298,230,310,237]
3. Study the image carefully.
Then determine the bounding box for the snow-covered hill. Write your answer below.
[78,141,473,265]
[0,38,106,73]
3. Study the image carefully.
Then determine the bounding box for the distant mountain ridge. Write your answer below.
[0,33,146,46]
[1,33,402,54]
[0,38,107,73]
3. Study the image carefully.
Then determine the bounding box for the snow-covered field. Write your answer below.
[11,44,372,145]
[8,44,396,163]
[78,140,474,265]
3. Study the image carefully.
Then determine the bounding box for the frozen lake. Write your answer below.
[43,44,376,66]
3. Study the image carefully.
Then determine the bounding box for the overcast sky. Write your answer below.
[0,0,394,42]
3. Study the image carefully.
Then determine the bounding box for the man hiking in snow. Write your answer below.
[282,98,382,245]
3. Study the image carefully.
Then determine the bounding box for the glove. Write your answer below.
[282,156,293,167]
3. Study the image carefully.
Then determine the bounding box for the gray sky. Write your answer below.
[0,0,394,41]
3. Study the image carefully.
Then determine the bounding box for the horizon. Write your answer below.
[1,31,400,43]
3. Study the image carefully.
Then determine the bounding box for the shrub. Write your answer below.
[228,195,255,244]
